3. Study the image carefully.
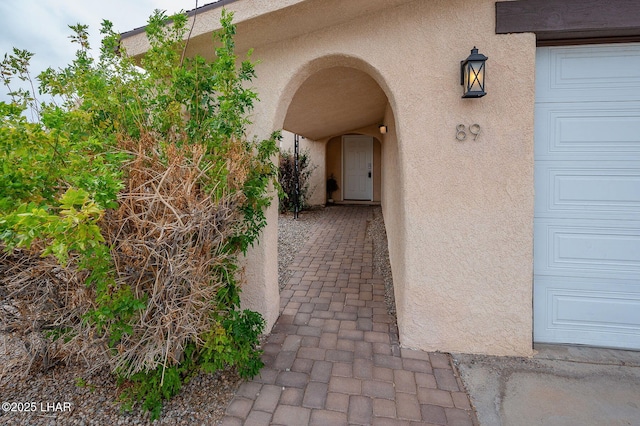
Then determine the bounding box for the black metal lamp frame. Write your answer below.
[461,47,488,98]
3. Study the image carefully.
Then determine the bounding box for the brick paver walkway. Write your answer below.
[221,206,477,425]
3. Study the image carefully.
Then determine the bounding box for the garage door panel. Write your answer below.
[536,44,640,103]
[534,104,640,159]
[535,220,640,279]
[535,44,640,350]
[534,278,640,348]
[535,164,640,220]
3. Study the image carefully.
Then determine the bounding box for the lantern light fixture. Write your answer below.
[379,124,388,134]
[461,47,487,98]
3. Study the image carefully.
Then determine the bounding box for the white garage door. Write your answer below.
[534,44,640,350]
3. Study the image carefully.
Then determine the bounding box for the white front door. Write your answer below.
[343,135,373,200]
[534,44,640,350]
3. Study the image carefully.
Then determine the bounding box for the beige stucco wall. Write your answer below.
[279,130,325,207]
[258,0,535,356]
[240,197,280,331]
[380,105,408,332]
[373,139,381,202]
[325,137,343,202]
[123,0,536,356]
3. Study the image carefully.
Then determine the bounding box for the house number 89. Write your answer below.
[456,124,481,141]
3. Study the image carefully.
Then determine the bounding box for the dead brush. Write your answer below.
[0,10,279,417]
[0,247,104,380]
[103,138,249,378]
[0,135,256,382]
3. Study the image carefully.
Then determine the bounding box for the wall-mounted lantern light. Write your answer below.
[461,47,487,98]
[379,124,388,134]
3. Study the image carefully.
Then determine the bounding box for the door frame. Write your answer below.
[342,135,374,201]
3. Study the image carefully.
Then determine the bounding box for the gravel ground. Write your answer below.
[366,206,397,317]
[0,205,396,425]
[0,338,242,425]
[277,208,324,290]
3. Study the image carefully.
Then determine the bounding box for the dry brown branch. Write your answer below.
[101,138,250,377]
[0,247,106,378]
[1,132,255,382]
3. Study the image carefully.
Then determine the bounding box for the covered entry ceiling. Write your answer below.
[283,67,387,140]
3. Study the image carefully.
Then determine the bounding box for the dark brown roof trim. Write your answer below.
[496,0,640,45]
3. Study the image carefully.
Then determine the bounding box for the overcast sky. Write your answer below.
[0,0,215,104]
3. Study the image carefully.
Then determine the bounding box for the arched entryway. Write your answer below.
[274,56,398,207]
[274,54,407,338]
[121,0,542,359]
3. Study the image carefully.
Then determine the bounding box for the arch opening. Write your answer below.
[276,56,396,206]
[284,66,387,141]
[275,55,403,342]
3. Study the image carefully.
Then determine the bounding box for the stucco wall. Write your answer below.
[239,192,280,331]
[124,0,536,356]
[279,130,325,207]
[326,137,343,202]
[247,0,536,356]
[380,105,407,332]
[383,1,535,357]
[373,139,381,202]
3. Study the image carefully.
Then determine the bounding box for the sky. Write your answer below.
[0,0,215,104]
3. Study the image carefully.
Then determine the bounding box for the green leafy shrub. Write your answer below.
[278,148,316,212]
[0,9,278,419]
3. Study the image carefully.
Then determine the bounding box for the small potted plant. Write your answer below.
[326,173,339,204]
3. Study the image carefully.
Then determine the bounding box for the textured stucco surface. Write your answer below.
[325,137,343,202]
[279,130,326,207]
[239,197,280,332]
[380,105,408,333]
[122,0,536,356]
